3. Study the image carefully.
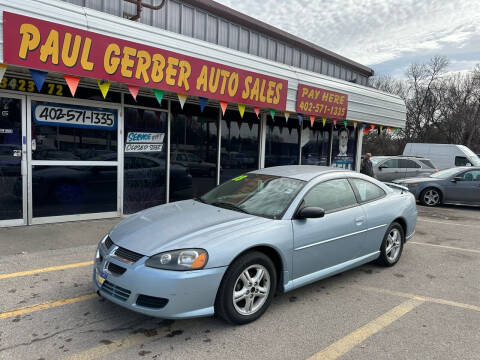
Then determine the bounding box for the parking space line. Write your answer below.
[418,218,480,228]
[356,285,480,312]
[307,298,424,360]
[0,261,93,280]
[409,241,480,254]
[0,293,96,320]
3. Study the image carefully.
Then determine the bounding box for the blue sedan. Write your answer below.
[94,166,417,324]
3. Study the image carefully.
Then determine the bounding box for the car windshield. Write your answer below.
[200,174,305,219]
[430,168,460,179]
[370,157,387,165]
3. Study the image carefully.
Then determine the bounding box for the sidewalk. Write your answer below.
[0,218,122,256]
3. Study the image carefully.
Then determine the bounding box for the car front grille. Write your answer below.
[101,280,131,301]
[104,236,114,249]
[107,262,126,275]
[114,247,144,263]
[136,294,169,309]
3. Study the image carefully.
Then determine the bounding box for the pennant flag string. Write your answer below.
[353,121,358,130]
[220,101,228,116]
[254,106,260,119]
[30,69,48,92]
[310,115,315,128]
[97,80,110,99]
[238,104,245,119]
[0,64,7,81]
[284,111,290,123]
[153,89,164,105]
[343,120,348,129]
[177,93,187,109]
[269,109,275,120]
[199,97,208,112]
[322,117,326,127]
[127,85,139,101]
[333,119,337,128]
[297,114,303,126]
[64,75,80,97]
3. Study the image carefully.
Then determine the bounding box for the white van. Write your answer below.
[402,143,480,170]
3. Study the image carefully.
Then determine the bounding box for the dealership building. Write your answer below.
[0,0,406,227]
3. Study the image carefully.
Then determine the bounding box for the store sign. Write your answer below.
[3,12,288,110]
[33,103,117,130]
[125,143,163,152]
[127,132,164,144]
[296,84,348,119]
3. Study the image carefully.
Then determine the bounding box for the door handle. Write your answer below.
[355,216,365,226]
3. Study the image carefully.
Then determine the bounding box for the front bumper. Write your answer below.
[93,244,227,319]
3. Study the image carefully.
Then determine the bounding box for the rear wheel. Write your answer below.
[215,252,276,325]
[377,222,404,267]
[420,187,441,206]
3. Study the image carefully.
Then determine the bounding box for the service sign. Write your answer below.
[296,84,348,119]
[126,132,164,144]
[33,103,117,130]
[3,12,288,110]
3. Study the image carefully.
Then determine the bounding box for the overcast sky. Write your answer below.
[217,0,480,78]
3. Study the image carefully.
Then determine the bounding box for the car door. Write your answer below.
[378,159,402,181]
[448,169,480,203]
[292,178,367,279]
[400,159,421,178]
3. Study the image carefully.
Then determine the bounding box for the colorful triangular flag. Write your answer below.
[322,117,326,127]
[380,125,384,132]
[97,80,110,99]
[333,119,337,128]
[254,106,260,119]
[353,121,358,130]
[153,89,164,105]
[284,111,290,123]
[0,64,7,80]
[310,115,315,128]
[238,104,245,118]
[298,114,303,126]
[370,124,375,130]
[30,69,48,92]
[127,85,139,101]
[64,75,80,97]
[177,93,187,109]
[269,109,275,120]
[220,101,228,116]
[199,97,208,112]
[343,120,348,129]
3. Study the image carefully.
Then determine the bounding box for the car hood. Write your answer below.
[109,200,270,256]
[395,177,439,184]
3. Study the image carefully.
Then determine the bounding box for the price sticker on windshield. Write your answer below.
[33,103,117,130]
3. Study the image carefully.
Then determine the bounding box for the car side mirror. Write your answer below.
[296,206,325,219]
[379,165,387,170]
[451,176,463,182]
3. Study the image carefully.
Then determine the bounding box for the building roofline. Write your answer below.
[181,0,374,77]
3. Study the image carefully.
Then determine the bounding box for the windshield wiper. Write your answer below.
[210,201,250,214]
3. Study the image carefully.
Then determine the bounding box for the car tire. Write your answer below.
[420,187,441,207]
[215,251,277,325]
[376,222,404,267]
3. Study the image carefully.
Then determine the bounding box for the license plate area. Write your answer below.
[96,268,108,285]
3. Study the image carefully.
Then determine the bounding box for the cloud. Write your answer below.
[217,0,480,76]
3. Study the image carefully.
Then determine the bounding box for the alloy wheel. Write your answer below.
[386,228,402,262]
[423,189,440,206]
[232,265,270,316]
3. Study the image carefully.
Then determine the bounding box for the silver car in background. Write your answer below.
[94,166,417,324]
[370,156,437,182]
[394,167,480,206]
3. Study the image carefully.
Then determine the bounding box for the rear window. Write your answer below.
[350,178,386,203]
[419,159,435,169]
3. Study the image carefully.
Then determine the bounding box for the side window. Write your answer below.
[419,159,435,168]
[350,178,386,203]
[303,179,357,212]
[382,159,399,168]
[399,159,420,168]
[460,170,480,181]
[455,156,469,166]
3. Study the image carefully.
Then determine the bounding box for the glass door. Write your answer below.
[0,94,27,226]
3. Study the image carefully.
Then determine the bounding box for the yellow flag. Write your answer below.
[97,80,110,99]
[238,104,246,118]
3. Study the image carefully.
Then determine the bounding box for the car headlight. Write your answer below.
[100,234,108,245]
[407,183,420,187]
[145,249,208,271]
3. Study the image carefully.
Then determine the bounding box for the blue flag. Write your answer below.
[297,114,303,126]
[199,97,208,112]
[29,69,47,92]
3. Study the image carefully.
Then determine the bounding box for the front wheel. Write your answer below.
[215,252,277,325]
[420,187,441,206]
[377,222,404,267]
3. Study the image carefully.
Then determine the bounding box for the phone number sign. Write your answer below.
[33,103,117,130]
[296,84,348,119]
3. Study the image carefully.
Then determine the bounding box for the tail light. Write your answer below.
[434,169,438,173]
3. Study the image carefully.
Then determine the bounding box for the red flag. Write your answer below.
[127,85,139,101]
[220,101,228,116]
[309,115,315,128]
[64,75,80,97]
[254,106,260,118]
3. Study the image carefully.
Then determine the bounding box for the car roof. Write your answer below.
[251,165,350,181]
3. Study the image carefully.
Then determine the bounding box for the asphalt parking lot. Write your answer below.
[0,204,479,360]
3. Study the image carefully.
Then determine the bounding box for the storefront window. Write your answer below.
[123,107,169,214]
[31,101,118,161]
[170,102,217,201]
[301,123,331,166]
[265,116,300,167]
[220,110,259,183]
[331,126,357,170]
[31,165,117,217]
[124,94,168,109]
